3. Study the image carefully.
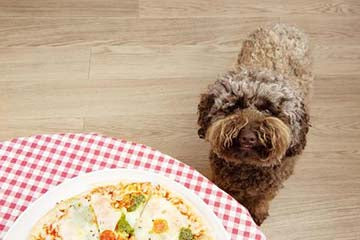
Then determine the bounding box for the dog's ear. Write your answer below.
[197,94,215,139]
[286,103,310,156]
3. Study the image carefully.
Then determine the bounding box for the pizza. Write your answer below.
[29,182,214,240]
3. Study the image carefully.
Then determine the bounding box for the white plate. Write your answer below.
[4,169,230,239]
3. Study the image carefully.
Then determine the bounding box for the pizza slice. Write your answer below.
[87,182,153,240]
[134,185,213,240]
[29,196,99,240]
[28,181,215,240]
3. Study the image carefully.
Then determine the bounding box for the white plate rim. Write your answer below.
[4,168,230,239]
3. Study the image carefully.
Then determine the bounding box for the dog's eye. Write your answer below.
[257,105,279,116]
[255,99,280,116]
[256,104,272,114]
[226,97,248,112]
[263,109,272,115]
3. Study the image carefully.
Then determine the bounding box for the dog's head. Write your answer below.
[198,70,309,166]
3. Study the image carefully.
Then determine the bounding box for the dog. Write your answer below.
[197,24,312,225]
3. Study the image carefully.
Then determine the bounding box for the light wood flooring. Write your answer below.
[1,0,359,239]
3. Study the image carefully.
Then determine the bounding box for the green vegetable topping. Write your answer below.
[115,213,134,237]
[179,227,194,240]
[127,193,146,212]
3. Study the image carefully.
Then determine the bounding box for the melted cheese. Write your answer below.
[135,196,191,240]
[90,193,123,232]
[57,198,99,240]
[90,192,147,234]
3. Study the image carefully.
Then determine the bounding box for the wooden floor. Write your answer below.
[1,0,360,239]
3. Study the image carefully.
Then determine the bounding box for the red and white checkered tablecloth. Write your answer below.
[0,133,266,240]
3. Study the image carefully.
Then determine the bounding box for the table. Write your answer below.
[0,133,266,240]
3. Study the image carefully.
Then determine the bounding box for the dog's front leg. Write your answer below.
[240,195,272,226]
[247,197,270,226]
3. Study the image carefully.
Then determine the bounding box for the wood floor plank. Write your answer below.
[139,0,360,18]
[310,113,360,141]
[0,47,90,121]
[0,0,138,17]
[139,0,225,17]
[2,77,205,119]
[5,17,359,47]
[314,76,360,95]
[262,118,360,239]
[308,91,360,151]
[279,16,360,46]
[223,0,285,17]
[0,16,356,47]
[0,118,84,141]
[0,47,90,82]
[280,0,360,17]
[313,45,360,76]
[263,150,360,240]
[90,46,236,80]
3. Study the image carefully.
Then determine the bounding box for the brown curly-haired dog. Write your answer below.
[197,24,313,225]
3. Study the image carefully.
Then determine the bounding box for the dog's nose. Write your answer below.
[239,129,257,146]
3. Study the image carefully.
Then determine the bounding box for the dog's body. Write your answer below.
[197,24,312,225]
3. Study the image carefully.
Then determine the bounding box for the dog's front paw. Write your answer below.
[252,210,269,226]
[248,200,270,226]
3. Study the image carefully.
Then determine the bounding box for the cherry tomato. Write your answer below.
[152,219,169,233]
[100,230,116,240]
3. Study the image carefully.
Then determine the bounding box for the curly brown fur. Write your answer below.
[197,24,312,225]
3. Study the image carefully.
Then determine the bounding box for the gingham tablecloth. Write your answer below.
[0,133,266,240]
